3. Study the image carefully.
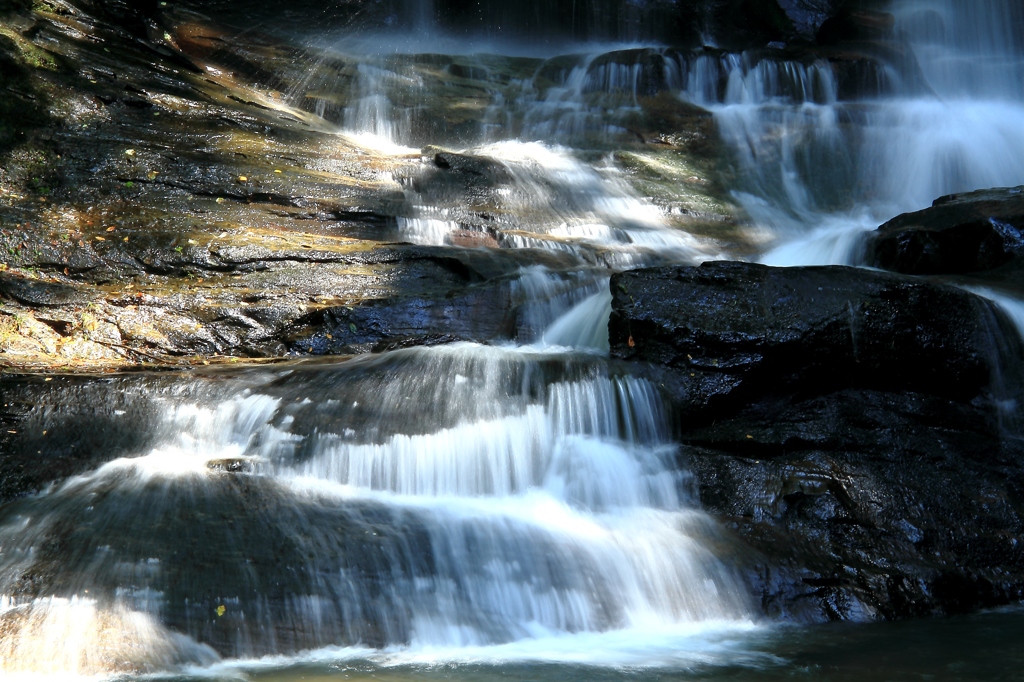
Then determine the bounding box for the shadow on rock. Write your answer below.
[610,260,1024,623]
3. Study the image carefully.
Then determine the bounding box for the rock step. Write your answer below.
[609,260,1024,623]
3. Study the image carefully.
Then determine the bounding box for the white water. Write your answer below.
[704,0,1024,266]
[967,286,1024,344]
[163,620,771,681]
[398,140,716,268]
[6,2,1024,678]
[0,343,753,677]
[334,0,1024,269]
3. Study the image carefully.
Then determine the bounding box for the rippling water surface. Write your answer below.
[153,608,1024,681]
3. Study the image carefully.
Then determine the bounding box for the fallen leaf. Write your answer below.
[627,335,635,348]
[106,226,116,232]
[215,605,226,617]
[94,236,106,241]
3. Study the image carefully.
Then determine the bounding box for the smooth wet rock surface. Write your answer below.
[610,261,1024,622]
[867,186,1024,276]
[0,0,757,371]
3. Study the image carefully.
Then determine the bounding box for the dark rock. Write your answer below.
[610,261,1021,418]
[777,0,845,39]
[0,272,94,307]
[0,374,167,502]
[681,388,1024,621]
[817,9,896,45]
[427,149,513,183]
[447,63,488,81]
[696,0,795,50]
[609,261,1024,621]
[429,0,697,45]
[0,460,438,655]
[866,186,1024,276]
[288,277,517,356]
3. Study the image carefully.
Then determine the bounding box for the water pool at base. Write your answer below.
[153,609,1024,682]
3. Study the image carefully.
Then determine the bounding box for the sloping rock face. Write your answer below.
[610,261,1024,622]
[866,186,1024,276]
[0,0,744,370]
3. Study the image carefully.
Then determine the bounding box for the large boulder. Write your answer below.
[610,261,1024,621]
[865,186,1024,276]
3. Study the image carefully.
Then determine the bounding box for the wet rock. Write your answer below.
[778,0,845,39]
[417,148,516,203]
[817,9,896,45]
[866,186,1024,276]
[700,0,794,50]
[610,261,1020,417]
[0,272,93,307]
[609,261,1024,621]
[0,1,613,369]
[0,464,438,656]
[0,374,168,502]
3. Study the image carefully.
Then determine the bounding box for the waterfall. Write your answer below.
[703,0,1024,266]
[9,2,1024,677]
[397,140,716,269]
[893,0,1024,99]
[0,345,753,675]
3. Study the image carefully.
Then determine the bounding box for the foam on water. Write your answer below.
[0,596,219,678]
[162,620,770,681]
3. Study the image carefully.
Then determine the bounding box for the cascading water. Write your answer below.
[0,344,754,676]
[311,0,1024,274]
[6,1,1024,679]
[397,140,716,269]
[707,0,1024,266]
